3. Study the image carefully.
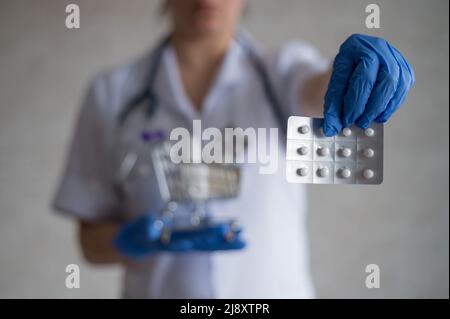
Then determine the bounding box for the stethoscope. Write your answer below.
[117,31,287,138]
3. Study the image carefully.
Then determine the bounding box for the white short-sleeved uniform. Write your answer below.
[53,38,328,299]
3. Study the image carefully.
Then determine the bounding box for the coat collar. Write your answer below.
[154,40,244,121]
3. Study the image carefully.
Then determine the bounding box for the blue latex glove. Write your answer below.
[323,34,415,136]
[113,214,246,259]
[167,223,246,252]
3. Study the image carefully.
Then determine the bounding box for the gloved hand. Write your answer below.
[113,214,246,259]
[323,34,415,136]
[113,214,164,259]
[166,223,246,252]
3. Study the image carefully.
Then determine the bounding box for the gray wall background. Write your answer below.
[0,0,448,298]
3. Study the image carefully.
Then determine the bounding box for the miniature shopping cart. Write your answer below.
[149,140,243,249]
[114,132,245,252]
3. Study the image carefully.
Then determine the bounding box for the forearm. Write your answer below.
[78,220,127,264]
[299,66,332,117]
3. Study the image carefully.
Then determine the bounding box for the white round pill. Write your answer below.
[341,147,352,157]
[342,128,352,137]
[296,167,309,176]
[297,146,308,156]
[363,148,375,158]
[317,167,329,177]
[363,169,374,179]
[317,147,330,157]
[341,168,352,179]
[364,128,375,137]
[298,125,310,134]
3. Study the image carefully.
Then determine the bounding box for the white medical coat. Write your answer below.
[53,38,328,298]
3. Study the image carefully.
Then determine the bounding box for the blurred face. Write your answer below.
[167,0,245,37]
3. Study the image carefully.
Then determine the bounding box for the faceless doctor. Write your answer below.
[53,0,414,298]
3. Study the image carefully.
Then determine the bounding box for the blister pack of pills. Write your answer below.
[285,116,383,185]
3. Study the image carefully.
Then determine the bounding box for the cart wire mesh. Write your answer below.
[151,141,240,203]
